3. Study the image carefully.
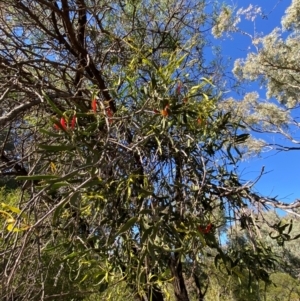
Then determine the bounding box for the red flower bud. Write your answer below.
[106,107,113,118]
[70,115,76,129]
[105,108,113,124]
[91,98,97,112]
[161,109,168,117]
[60,117,67,130]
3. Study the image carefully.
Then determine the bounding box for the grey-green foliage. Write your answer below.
[218,92,291,155]
[224,210,300,300]
[282,0,300,31]
[261,211,300,279]
[233,27,300,108]
[217,1,300,154]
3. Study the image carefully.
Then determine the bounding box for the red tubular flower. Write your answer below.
[106,107,113,117]
[105,107,113,124]
[161,109,168,117]
[198,223,212,234]
[60,117,67,130]
[91,98,97,112]
[160,103,170,117]
[70,115,76,129]
[205,223,212,233]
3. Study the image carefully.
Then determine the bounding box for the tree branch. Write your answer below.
[0,99,41,127]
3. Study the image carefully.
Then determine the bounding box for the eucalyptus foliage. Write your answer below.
[217,1,300,153]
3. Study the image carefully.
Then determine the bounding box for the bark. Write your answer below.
[169,253,190,301]
[193,273,208,301]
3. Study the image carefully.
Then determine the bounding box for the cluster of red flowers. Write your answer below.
[197,223,212,234]
[91,98,113,124]
[54,115,76,131]
[54,97,115,131]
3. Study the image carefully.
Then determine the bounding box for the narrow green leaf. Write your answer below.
[16,175,59,181]
[0,210,13,219]
[287,220,293,234]
[1,203,21,214]
[48,181,70,191]
[42,91,64,116]
[40,129,62,137]
[116,217,138,235]
[81,179,102,189]
[53,203,65,225]
[7,223,30,232]
[139,209,153,215]
[234,133,250,144]
[292,233,300,240]
[226,145,235,163]
[200,77,214,86]
[63,252,79,260]
[141,227,152,244]
[38,144,75,151]
[70,192,80,206]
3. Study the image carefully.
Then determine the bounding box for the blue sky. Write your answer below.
[218,0,300,204]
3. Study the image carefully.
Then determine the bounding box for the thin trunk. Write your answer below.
[193,273,208,301]
[169,253,190,301]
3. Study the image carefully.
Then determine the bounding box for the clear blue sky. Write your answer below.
[219,1,300,204]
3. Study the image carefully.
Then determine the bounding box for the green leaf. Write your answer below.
[48,181,70,191]
[0,210,13,219]
[234,133,250,144]
[16,175,59,181]
[63,252,79,260]
[139,209,153,215]
[292,233,300,240]
[38,144,75,151]
[52,205,65,226]
[69,192,80,206]
[7,223,30,232]
[40,129,62,137]
[226,145,235,163]
[81,179,102,189]
[214,254,222,269]
[287,220,293,234]
[141,227,152,244]
[1,203,21,214]
[79,274,88,284]
[116,217,138,235]
[42,91,64,116]
[137,188,153,199]
[200,77,214,86]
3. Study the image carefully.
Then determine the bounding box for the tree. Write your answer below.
[1,1,300,301]
[215,1,300,154]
